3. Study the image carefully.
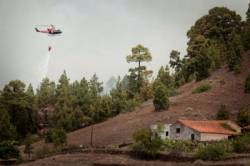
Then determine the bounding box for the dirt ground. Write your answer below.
[19,152,250,166]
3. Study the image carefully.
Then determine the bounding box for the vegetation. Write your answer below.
[0,141,20,159]
[126,44,152,94]
[166,6,245,84]
[0,80,37,139]
[110,77,139,115]
[195,142,230,161]
[245,74,250,93]
[164,139,201,153]
[192,83,211,94]
[45,128,67,149]
[34,146,56,159]
[131,128,164,159]
[24,134,33,160]
[153,82,170,111]
[237,107,250,127]
[0,108,16,141]
[216,104,229,120]
[232,134,250,153]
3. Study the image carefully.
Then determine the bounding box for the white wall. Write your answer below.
[200,133,229,141]
[150,124,171,140]
[170,123,200,141]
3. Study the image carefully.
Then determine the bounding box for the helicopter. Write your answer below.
[35,24,62,35]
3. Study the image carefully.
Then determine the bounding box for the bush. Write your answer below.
[153,82,169,111]
[0,141,20,159]
[164,139,200,153]
[216,104,229,120]
[232,134,250,153]
[35,146,56,159]
[24,134,33,160]
[45,128,67,149]
[242,25,250,51]
[124,98,140,113]
[237,107,250,127]
[195,142,230,161]
[245,74,250,93]
[131,128,164,159]
[192,83,211,94]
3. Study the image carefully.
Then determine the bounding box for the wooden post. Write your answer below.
[90,125,94,148]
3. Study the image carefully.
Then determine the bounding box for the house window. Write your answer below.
[191,134,195,141]
[176,128,180,133]
[166,131,169,136]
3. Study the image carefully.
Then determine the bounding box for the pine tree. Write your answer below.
[36,78,56,108]
[0,108,16,141]
[153,82,169,111]
[56,70,72,109]
[1,80,37,138]
[246,3,250,24]
[126,44,152,92]
[169,50,182,73]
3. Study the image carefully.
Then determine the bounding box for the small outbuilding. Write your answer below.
[151,119,241,141]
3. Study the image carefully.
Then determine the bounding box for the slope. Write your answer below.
[32,52,250,149]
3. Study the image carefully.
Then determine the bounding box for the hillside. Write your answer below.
[67,52,250,147]
[30,52,250,151]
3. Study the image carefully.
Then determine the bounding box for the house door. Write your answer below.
[191,134,195,141]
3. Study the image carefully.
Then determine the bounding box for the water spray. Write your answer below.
[38,46,52,79]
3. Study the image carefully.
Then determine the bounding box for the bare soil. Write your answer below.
[20,152,250,166]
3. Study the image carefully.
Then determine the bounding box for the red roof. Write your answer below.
[178,119,240,135]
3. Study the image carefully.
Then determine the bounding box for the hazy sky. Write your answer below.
[0,0,249,88]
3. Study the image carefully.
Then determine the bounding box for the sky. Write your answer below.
[0,0,249,88]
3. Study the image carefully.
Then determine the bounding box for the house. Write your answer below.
[150,124,171,139]
[151,119,241,141]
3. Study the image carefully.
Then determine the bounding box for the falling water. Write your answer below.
[39,50,51,79]
[44,51,51,77]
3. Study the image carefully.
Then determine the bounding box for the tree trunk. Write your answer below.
[90,125,94,147]
[138,60,141,91]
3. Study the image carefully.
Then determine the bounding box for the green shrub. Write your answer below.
[237,107,250,127]
[45,128,67,149]
[0,141,20,159]
[216,104,229,120]
[24,134,33,160]
[164,139,200,153]
[153,82,169,111]
[192,83,211,94]
[131,128,164,159]
[245,74,250,93]
[195,142,230,161]
[124,98,140,113]
[232,134,250,153]
[35,146,56,159]
[242,25,250,51]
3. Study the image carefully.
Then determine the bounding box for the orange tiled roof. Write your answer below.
[178,119,240,135]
